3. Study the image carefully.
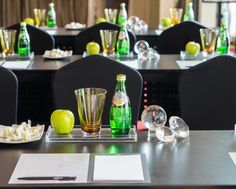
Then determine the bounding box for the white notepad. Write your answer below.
[2,61,31,69]
[9,153,90,184]
[93,154,144,181]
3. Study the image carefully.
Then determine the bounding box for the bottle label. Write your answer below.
[112,91,128,106]
[118,31,126,40]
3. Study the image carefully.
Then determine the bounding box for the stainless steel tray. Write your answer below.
[45,125,137,143]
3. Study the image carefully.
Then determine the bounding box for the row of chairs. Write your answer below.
[0,55,143,126]
[1,55,236,130]
[4,21,207,55]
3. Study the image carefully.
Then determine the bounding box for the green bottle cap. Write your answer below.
[49,2,54,7]
[116,74,126,81]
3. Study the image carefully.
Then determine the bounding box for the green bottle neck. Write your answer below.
[116,80,126,92]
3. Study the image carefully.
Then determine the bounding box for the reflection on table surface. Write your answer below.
[1,130,236,188]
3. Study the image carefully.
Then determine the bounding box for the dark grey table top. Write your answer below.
[24,54,181,71]
[1,130,236,188]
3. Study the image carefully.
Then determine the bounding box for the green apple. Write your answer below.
[50,109,75,134]
[96,17,106,24]
[161,17,172,27]
[24,17,34,25]
[185,41,200,55]
[86,41,100,55]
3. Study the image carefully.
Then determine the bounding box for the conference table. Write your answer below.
[11,54,181,126]
[1,130,236,188]
[44,27,160,52]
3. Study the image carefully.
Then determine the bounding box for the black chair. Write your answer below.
[178,55,236,130]
[75,22,136,54]
[0,66,18,125]
[6,23,55,55]
[157,21,208,54]
[52,55,143,125]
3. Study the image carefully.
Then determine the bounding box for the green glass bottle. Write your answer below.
[117,3,128,27]
[116,23,130,56]
[47,2,57,27]
[17,22,30,56]
[183,2,194,21]
[217,22,230,55]
[110,74,132,136]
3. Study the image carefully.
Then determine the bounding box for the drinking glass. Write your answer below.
[0,29,17,56]
[104,8,118,24]
[74,88,107,137]
[33,9,46,27]
[200,28,218,54]
[169,8,183,25]
[100,30,118,56]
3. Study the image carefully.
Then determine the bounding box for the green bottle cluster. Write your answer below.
[47,2,57,27]
[110,74,132,136]
[17,22,30,56]
[217,22,230,55]
[116,3,130,56]
[183,2,195,21]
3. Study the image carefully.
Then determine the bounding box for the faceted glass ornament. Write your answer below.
[155,126,175,143]
[169,116,189,138]
[134,40,149,54]
[141,105,167,137]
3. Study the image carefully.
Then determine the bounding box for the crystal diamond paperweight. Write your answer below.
[141,105,167,138]
[169,116,189,138]
[155,126,175,143]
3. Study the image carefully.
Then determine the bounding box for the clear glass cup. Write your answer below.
[104,8,118,24]
[100,30,118,56]
[74,88,107,137]
[169,8,183,25]
[200,28,218,54]
[33,9,46,27]
[0,29,17,56]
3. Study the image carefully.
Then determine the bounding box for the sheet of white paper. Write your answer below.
[9,153,90,184]
[229,152,236,166]
[93,154,144,181]
[119,60,139,69]
[176,60,203,69]
[2,61,31,69]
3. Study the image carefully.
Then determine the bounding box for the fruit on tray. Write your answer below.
[185,41,200,55]
[50,109,75,134]
[86,42,100,55]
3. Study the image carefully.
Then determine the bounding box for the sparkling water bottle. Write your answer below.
[217,22,230,55]
[110,74,132,135]
[47,2,57,27]
[17,22,30,56]
[183,2,194,21]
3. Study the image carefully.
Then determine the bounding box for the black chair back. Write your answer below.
[75,22,136,54]
[6,23,55,55]
[0,66,18,125]
[157,21,207,54]
[52,55,143,125]
[179,55,236,130]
